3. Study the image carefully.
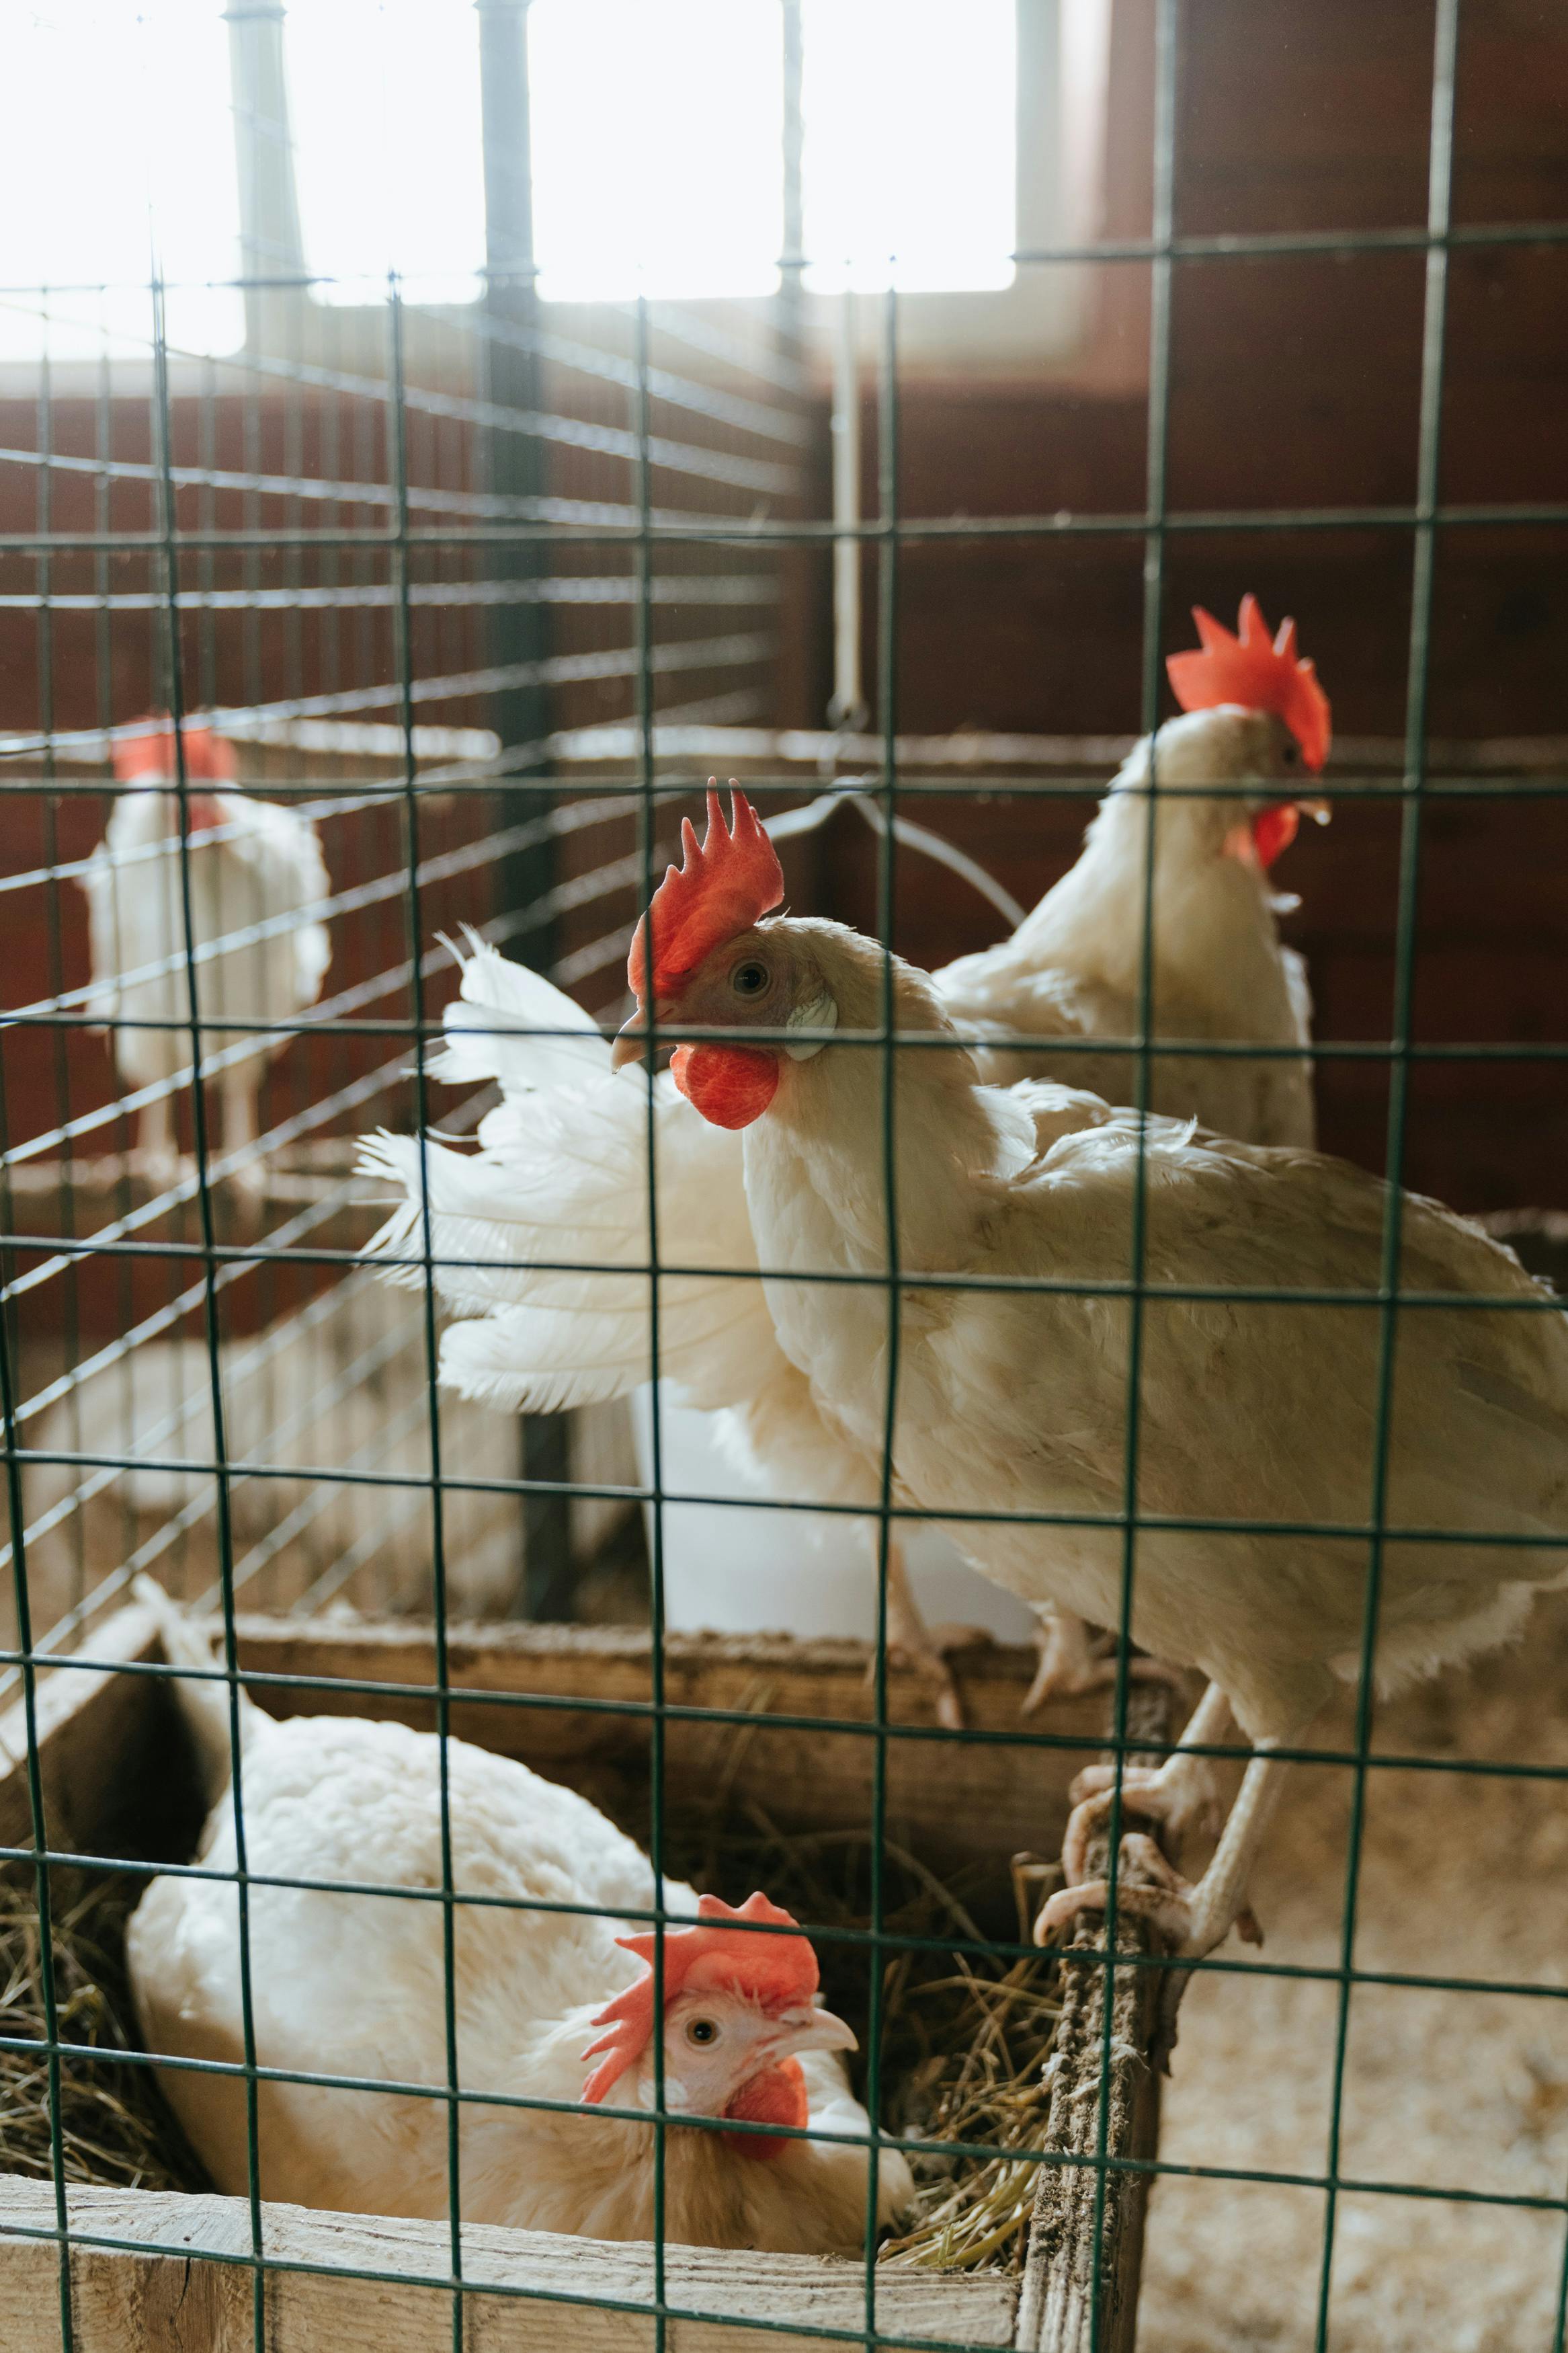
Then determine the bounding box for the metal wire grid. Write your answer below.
[0,243,794,1655]
[0,0,1565,2349]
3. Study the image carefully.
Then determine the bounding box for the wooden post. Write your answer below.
[1016,1683,1173,2353]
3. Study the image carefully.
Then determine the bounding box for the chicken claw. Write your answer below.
[1036,1838,1265,1953]
[1061,1753,1224,1880]
[1021,1609,1185,1715]
[1035,1709,1288,2051]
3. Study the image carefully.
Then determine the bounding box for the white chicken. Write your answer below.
[362,600,1333,1719]
[83,718,331,1191]
[126,1581,905,2250]
[571,782,1567,2009]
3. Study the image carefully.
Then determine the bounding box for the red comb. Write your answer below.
[1165,594,1331,772]
[581,1892,816,2105]
[112,716,237,786]
[628,783,784,1006]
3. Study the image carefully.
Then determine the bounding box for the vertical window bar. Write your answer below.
[385,272,466,2352]
[1086,0,1183,2336]
[862,267,901,2348]
[148,259,268,2353]
[632,284,670,2353]
[476,0,573,1618]
[1311,5,1461,2348]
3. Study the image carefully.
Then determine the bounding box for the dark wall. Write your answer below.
[838,0,1568,1213]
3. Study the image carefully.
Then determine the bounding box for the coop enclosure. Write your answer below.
[2,1,1567,2350]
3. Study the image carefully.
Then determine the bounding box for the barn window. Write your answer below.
[288,0,489,303]
[286,0,1024,306]
[0,0,243,362]
[528,0,1018,299]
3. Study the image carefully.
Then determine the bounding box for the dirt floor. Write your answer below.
[1139,1592,1568,2353]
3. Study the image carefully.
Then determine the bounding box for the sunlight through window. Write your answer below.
[0,0,242,362]
[291,0,1018,306]
[528,0,786,302]
[290,0,489,305]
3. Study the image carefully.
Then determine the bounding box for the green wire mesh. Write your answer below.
[2,0,1567,2348]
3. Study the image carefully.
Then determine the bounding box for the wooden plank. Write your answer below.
[0,2176,1018,2352]
[219,1616,1116,1879]
[0,1604,163,1865]
[1015,1687,1173,2353]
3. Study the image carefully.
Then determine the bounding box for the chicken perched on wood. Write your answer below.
[362,600,1333,1720]
[126,1583,903,2249]
[579,779,1567,1996]
[83,718,330,1191]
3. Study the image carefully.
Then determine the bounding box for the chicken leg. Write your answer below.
[874,1536,993,1733]
[1034,1680,1282,1964]
[135,1086,189,1191]
[1022,1605,1186,1714]
[220,1063,266,1201]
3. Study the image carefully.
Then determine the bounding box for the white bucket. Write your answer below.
[631,1384,1034,1644]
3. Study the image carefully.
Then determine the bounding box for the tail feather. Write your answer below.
[358,1010,784,1416]
[427,931,609,1096]
[132,1574,257,1808]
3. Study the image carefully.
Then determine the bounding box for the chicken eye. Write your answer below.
[731,961,770,999]
[685,2018,720,2047]
[1280,740,1298,766]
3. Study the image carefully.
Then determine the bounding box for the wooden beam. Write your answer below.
[0,1603,162,1864]
[220,1616,1119,1880]
[0,2176,1018,2352]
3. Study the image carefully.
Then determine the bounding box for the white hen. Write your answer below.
[126,1582,905,2251]
[83,719,330,1189]
[577,789,1568,2007]
[363,600,1333,1716]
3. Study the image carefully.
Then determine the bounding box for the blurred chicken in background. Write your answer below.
[82,718,331,1193]
[15,1275,526,1641]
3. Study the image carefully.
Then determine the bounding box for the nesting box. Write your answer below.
[0,1607,1171,2352]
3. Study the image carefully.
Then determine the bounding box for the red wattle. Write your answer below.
[671,1044,779,1129]
[722,2058,809,2163]
[1250,802,1300,868]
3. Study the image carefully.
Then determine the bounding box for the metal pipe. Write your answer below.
[829,292,866,729]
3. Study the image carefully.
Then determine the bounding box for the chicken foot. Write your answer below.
[1022,1606,1187,1714]
[872,1538,994,1733]
[1035,1681,1285,1980]
[1058,1677,1231,1872]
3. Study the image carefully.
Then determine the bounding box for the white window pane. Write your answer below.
[289,0,488,303]
[0,0,242,362]
[528,0,784,302]
[802,0,1016,292]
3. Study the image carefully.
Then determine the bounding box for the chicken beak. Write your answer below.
[610,1016,652,1072]
[1298,797,1332,827]
[773,2004,858,2059]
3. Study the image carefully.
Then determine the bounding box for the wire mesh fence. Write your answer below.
[1,1,1566,2349]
